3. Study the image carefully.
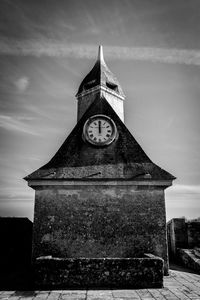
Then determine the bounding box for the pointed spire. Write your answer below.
[97,45,106,66]
[76,45,125,122]
[76,45,125,98]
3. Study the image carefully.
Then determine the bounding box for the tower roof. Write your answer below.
[25,95,175,182]
[76,45,125,97]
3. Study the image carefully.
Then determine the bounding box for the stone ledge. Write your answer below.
[34,256,164,289]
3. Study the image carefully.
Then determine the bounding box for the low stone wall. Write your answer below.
[167,218,200,259]
[177,248,200,274]
[34,256,164,289]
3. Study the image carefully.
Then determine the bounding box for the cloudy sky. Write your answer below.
[0,0,200,221]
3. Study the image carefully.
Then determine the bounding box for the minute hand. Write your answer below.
[98,120,101,134]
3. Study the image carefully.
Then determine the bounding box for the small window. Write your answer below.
[106,81,118,92]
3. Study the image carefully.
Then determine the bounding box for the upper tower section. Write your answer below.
[76,45,125,122]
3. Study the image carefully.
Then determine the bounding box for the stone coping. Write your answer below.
[28,179,172,187]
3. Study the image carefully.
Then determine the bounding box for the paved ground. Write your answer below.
[0,270,200,300]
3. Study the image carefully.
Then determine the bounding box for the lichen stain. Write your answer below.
[41,233,51,242]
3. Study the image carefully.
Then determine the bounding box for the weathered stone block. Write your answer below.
[34,256,164,289]
[177,248,200,273]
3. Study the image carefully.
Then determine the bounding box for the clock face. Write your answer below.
[83,115,117,146]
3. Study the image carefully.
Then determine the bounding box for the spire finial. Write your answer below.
[98,45,105,65]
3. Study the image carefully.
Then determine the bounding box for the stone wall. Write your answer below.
[77,90,96,121]
[167,218,200,258]
[167,218,188,257]
[188,221,200,248]
[0,217,32,267]
[32,184,168,273]
[0,217,33,289]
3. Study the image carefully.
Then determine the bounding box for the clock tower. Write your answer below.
[25,46,175,287]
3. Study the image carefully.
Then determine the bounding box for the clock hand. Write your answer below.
[98,120,101,134]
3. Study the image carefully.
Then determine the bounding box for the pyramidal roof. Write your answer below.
[25,95,175,181]
[76,45,125,98]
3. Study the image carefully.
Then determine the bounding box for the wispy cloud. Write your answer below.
[0,186,33,201]
[0,185,34,219]
[168,184,200,195]
[15,76,29,92]
[0,114,39,135]
[166,184,200,220]
[1,38,200,66]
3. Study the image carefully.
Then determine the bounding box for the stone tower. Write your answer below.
[25,46,175,286]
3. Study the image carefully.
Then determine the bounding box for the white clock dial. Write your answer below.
[83,115,117,146]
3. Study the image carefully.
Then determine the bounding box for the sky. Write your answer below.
[0,0,200,221]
